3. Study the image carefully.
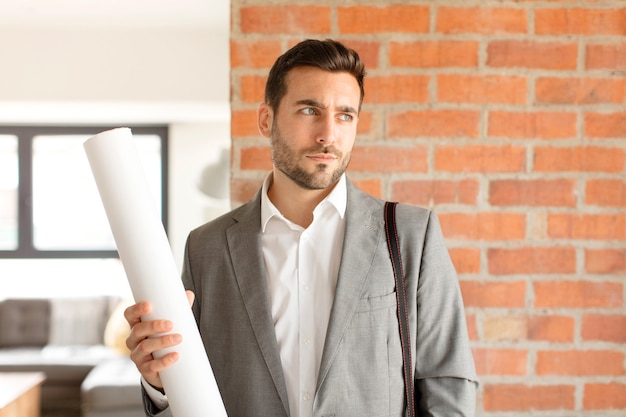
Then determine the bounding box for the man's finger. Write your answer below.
[124,301,151,326]
[186,290,195,307]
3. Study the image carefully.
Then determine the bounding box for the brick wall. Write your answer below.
[230,1,626,415]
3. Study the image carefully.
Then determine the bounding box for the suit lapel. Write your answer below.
[316,183,384,392]
[226,194,290,416]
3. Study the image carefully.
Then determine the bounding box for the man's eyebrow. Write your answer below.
[295,99,358,115]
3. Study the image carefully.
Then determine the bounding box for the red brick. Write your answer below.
[484,384,575,411]
[548,213,626,240]
[465,313,478,340]
[240,5,331,34]
[387,110,480,139]
[585,249,626,274]
[528,315,575,343]
[534,280,623,309]
[437,74,527,105]
[537,350,625,376]
[488,110,577,140]
[231,109,260,137]
[240,146,272,171]
[350,145,427,173]
[585,111,626,139]
[366,75,429,104]
[473,348,527,375]
[439,212,526,241]
[435,145,526,173]
[353,178,381,198]
[460,280,526,308]
[483,314,527,341]
[536,8,626,36]
[582,314,626,343]
[487,40,577,70]
[449,248,481,274]
[483,314,575,342]
[356,111,372,135]
[489,179,577,207]
[586,43,626,71]
[489,247,576,275]
[536,77,626,105]
[339,40,381,69]
[391,179,479,206]
[338,5,429,34]
[436,7,527,34]
[584,383,626,409]
[240,75,267,103]
[535,146,625,173]
[389,41,478,68]
[230,39,283,69]
[230,178,264,205]
[586,179,626,207]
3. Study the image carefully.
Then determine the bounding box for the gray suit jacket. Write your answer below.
[145,180,477,417]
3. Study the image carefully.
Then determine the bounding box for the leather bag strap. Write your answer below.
[384,202,415,417]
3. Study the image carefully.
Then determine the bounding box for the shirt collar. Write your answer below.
[261,172,347,232]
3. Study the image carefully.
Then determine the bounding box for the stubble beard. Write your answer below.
[270,124,350,191]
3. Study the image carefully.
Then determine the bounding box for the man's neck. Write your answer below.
[267,170,335,228]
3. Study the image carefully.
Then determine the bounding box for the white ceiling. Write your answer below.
[0,0,231,123]
[0,0,229,28]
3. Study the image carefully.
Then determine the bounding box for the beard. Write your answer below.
[270,122,350,190]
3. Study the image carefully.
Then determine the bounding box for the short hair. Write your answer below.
[264,39,366,113]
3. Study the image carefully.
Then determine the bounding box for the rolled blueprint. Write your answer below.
[84,127,227,417]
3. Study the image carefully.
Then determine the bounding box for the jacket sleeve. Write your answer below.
[416,377,477,416]
[410,210,478,416]
[141,385,174,417]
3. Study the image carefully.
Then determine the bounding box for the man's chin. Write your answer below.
[278,162,344,190]
[307,171,343,190]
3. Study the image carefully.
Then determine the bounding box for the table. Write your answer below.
[0,372,46,417]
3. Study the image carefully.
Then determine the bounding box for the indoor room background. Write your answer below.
[0,0,231,299]
[0,0,624,416]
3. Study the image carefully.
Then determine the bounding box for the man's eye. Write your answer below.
[338,114,353,122]
[301,108,316,115]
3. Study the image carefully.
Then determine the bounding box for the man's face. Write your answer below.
[260,66,360,190]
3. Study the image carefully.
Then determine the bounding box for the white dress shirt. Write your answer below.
[144,173,347,417]
[260,173,346,417]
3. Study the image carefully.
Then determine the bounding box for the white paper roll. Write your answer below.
[84,127,227,417]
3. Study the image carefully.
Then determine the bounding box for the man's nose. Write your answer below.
[315,115,337,145]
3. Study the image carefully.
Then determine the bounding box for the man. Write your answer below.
[125,38,478,417]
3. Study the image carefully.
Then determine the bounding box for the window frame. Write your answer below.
[0,125,168,259]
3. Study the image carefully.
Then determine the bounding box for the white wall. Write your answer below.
[0,26,227,102]
[169,122,231,268]
[0,23,231,297]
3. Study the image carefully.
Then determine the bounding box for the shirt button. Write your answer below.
[302,392,311,401]
[304,338,311,345]
[302,285,309,292]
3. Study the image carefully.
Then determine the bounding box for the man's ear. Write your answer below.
[257,103,273,139]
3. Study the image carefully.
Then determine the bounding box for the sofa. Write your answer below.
[81,356,145,417]
[0,296,144,416]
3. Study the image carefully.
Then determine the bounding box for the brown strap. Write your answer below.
[384,202,415,417]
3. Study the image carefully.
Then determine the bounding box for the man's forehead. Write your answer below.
[283,67,360,104]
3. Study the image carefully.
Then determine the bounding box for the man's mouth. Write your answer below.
[307,153,337,163]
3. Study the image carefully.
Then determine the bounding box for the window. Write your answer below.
[0,126,168,258]
[0,135,18,250]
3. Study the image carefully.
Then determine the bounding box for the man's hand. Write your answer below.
[124,290,195,390]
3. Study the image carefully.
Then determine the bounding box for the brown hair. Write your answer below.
[264,39,366,113]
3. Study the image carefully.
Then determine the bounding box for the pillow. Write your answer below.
[48,297,111,345]
[104,298,134,355]
[0,299,51,347]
